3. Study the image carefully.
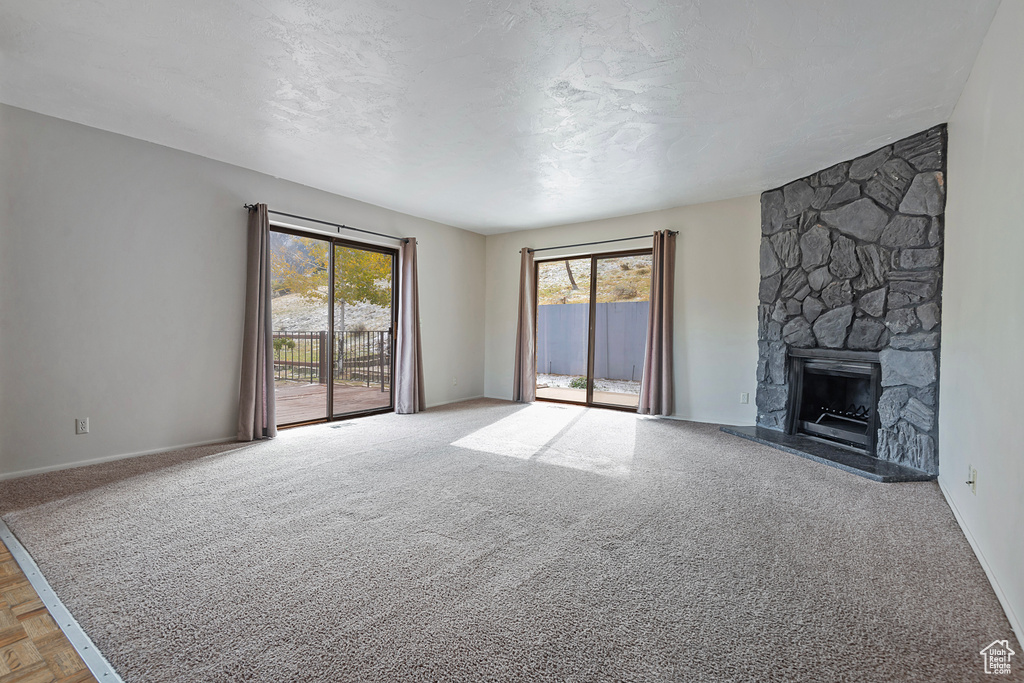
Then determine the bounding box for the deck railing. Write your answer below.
[273,330,391,391]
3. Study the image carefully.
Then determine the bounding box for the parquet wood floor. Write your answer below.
[0,540,94,683]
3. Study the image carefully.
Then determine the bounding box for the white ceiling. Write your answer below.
[0,1,1000,234]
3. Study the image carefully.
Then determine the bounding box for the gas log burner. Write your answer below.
[786,349,882,455]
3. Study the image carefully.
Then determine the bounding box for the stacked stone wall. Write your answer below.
[755,125,945,474]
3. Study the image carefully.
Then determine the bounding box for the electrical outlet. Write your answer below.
[75,417,90,435]
[452,376,458,386]
[739,392,750,404]
[970,467,977,495]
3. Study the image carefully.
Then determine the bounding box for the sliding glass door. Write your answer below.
[332,244,394,417]
[591,252,653,408]
[270,228,397,426]
[535,258,591,404]
[535,250,652,410]
[270,231,329,425]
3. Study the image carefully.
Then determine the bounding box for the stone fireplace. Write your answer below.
[753,125,945,476]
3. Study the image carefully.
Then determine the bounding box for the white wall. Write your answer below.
[0,104,486,479]
[940,0,1024,638]
[483,197,761,425]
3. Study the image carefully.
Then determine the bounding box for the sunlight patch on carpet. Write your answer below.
[452,403,581,459]
[535,407,636,477]
[452,403,636,476]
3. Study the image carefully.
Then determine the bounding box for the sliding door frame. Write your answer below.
[270,225,399,428]
[534,247,652,413]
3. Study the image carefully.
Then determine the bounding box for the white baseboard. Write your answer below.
[660,413,756,427]
[0,436,240,482]
[2,401,498,480]
[938,478,1022,642]
[427,395,486,409]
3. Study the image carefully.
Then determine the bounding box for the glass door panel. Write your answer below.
[332,244,395,417]
[270,231,330,425]
[591,253,653,409]
[535,258,592,404]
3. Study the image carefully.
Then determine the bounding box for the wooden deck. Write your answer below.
[275,382,392,425]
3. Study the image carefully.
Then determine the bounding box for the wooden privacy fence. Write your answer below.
[273,330,391,391]
[536,301,649,381]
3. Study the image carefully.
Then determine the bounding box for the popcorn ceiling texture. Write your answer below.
[2,399,1019,681]
[755,126,946,474]
[0,0,1001,231]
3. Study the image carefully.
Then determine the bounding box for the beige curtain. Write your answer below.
[395,237,425,414]
[237,204,277,440]
[639,230,676,416]
[512,247,536,402]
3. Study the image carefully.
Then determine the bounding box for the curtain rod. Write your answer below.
[244,204,408,243]
[528,231,677,254]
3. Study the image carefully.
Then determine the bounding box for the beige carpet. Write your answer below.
[0,398,1019,682]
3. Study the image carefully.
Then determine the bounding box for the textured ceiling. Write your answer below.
[0,0,1000,233]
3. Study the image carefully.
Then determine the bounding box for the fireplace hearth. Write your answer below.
[724,345,932,481]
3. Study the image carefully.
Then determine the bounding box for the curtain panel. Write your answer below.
[512,247,536,402]
[638,230,676,416]
[395,237,425,414]
[237,203,277,440]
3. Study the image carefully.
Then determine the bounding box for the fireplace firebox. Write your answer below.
[786,349,882,455]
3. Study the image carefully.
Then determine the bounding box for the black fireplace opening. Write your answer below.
[787,350,882,454]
